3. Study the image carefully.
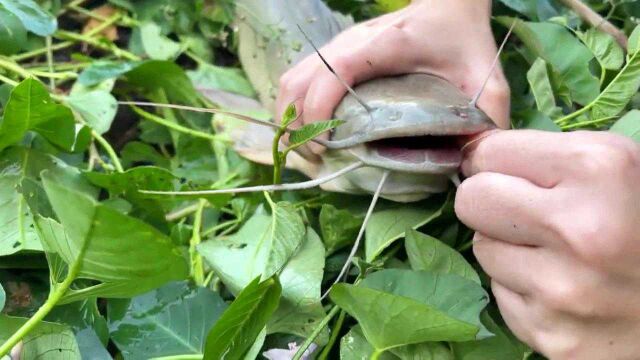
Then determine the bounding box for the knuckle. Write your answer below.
[563,216,625,266]
[540,277,587,313]
[569,136,640,177]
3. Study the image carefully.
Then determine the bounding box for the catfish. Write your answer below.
[130,0,510,202]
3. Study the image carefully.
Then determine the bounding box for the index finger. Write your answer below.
[461,129,573,188]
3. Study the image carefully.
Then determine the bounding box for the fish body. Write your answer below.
[229,0,495,202]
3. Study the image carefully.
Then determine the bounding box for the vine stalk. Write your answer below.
[0,235,90,356]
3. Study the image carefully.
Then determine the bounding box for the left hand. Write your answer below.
[455,130,640,360]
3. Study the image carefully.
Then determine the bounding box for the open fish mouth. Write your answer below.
[367,134,466,165]
[345,129,488,174]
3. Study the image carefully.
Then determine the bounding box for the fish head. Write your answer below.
[316,73,495,200]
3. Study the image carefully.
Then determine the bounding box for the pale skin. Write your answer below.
[276,1,640,359]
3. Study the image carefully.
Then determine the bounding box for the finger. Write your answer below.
[474,75,511,129]
[491,280,537,349]
[455,172,557,246]
[461,130,575,188]
[275,55,319,125]
[473,234,544,295]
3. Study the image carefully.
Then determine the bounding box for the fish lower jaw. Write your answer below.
[349,145,462,174]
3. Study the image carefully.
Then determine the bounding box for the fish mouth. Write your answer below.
[368,134,465,164]
[347,132,480,174]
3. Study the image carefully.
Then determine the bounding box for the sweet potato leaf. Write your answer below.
[108,281,227,359]
[330,269,491,351]
[0,0,56,36]
[203,276,281,360]
[0,79,75,151]
[405,229,480,284]
[37,173,189,301]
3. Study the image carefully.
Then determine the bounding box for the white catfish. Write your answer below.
[225,0,497,202]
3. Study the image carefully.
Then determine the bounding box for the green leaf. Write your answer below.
[366,196,451,262]
[578,28,624,71]
[46,298,110,357]
[390,341,454,360]
[340,325,453,360]
[0,0,57,36]
[125,60,202,105]
[0,147,93,256]
[450,311,531,360]
[78,60,141,87]
[267,229,329,343]
[197,204,305,293]
[526,58,563,118]
[37,173,189,301]
[495,0,538,19]
[588,39,640,119]
[198,209,327,341]
[203,276,282,360]
[0,78,75,151]
[375,0,410,13]
[0,7,26,55]
[498,17,599,105]
[108,281,227,359]
[139,21,183,60]
[628,25,640,54]
[187,63,257,98]
[288,119,345,148]
[65,90,117,134]
[330,269,491,351]
[340,325,398,360]
[0,315,80,359]
[319,204,363,255]
[610,109,640,142]
[281,103,298,127]
[517,109,561,131]
[405,229,480,284]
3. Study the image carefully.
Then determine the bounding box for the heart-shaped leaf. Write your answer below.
[330,269,491,351]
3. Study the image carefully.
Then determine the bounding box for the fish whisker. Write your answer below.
[321,170,390,300]
[138,161,365,196]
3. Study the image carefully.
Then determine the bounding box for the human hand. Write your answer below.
[455,130,640,359]
[276,0,510,156]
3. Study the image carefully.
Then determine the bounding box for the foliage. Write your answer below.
[0,0,638,359]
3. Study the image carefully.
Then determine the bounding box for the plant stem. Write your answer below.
[92,130,124,172]
[55,30,140,61]
[0,57,35,79]
[0,231,90,356]
[561,116,617,130]
[202,219,239,237]
[0,74,18,86]
[166,203,200,222]
[12,13,122,62]
[292,305,341,360]
[555,105,590,125]
[271,126,287,185]
[130,105,228,143]
[370,349,386,360]
[12,41,74,62]
[318,310,346,360]
[45,36,55,90]
[190,199,207,286]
